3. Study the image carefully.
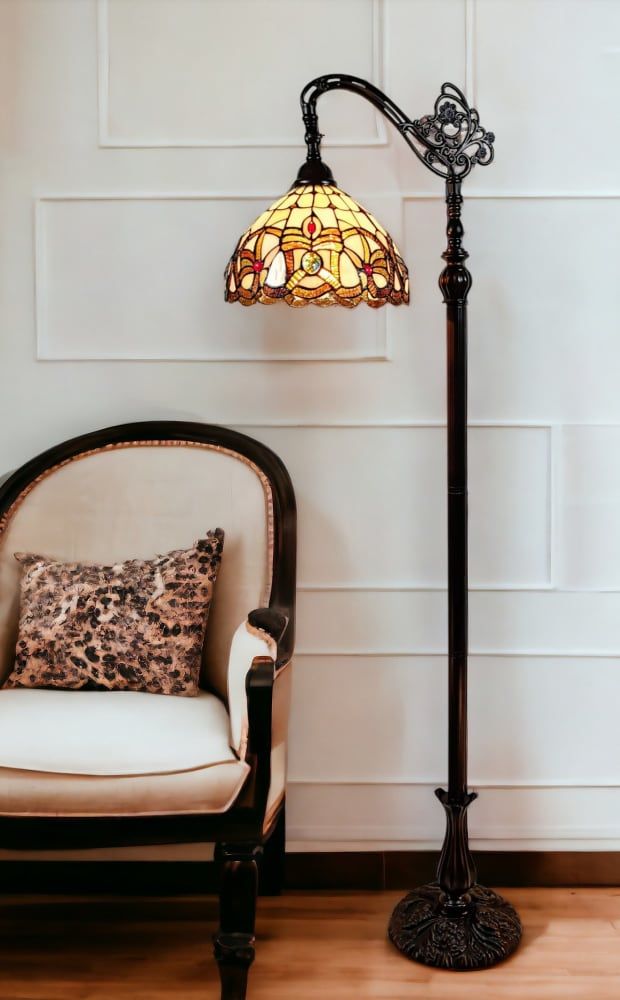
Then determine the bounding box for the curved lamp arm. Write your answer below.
[300,75,495,180]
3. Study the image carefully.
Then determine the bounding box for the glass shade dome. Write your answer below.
[225,183,409,308]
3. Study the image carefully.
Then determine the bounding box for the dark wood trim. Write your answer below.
[0,862,220,895]
[286,852,386,891]
[1,851,619,895]
[289,851,620,890]
[383,850,620,889]
[259,806,286,895]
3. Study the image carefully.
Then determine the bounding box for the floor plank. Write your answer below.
[0,889,618,998]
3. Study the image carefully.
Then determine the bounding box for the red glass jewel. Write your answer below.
[252,260,263,272]
[363,264,374,276]
[307,220,317,234]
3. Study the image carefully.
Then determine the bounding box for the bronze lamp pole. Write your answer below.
[225,76,521,970]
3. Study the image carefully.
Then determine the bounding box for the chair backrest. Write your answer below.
[0,422,296,699]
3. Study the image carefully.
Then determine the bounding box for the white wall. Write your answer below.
[1,0,620,854]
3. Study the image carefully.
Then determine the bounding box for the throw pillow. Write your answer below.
[5,529,224,696]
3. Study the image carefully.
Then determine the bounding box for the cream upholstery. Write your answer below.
[0,443,273,699]
[227,620,277,757]
[0,689,250,816]
[226,621,291,828]
[0,688,237,775]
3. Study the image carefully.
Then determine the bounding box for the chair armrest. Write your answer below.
[246,607,289,669]
[227,609,293,761]
[247,608,287,644]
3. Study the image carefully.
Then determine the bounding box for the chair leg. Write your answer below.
[259,805,286,896]
[214,843,261,1000]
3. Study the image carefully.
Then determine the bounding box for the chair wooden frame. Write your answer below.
[0,420,297,1000]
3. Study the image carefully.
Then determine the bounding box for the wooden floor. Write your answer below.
[0,889,619,999]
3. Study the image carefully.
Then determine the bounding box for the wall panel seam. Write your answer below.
[288,827,620,842]
[294,650,620,659]
[288,778,620,790]
[36,192,620,203]
[465,0,476,106]
[549,424,560,588]
[403,192,620,200]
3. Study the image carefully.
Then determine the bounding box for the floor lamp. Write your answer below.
[224,76,522,970]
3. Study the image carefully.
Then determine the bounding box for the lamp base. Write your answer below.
[388,882,522,970]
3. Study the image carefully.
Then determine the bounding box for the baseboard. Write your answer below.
[383,851,620,890]
[0,851,618,894]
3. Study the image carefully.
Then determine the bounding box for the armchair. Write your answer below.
[0,420,296,1000]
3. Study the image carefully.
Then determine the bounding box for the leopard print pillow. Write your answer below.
[5,530,224,697]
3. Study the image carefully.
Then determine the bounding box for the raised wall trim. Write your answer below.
[465,0,477,105]
[294,649,620,658]
[288,778,620,791]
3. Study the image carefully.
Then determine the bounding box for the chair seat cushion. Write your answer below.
[0,689,249,816]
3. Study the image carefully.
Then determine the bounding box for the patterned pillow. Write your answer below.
[5,530,224,697]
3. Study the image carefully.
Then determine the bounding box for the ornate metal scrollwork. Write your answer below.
[406,83,495,179]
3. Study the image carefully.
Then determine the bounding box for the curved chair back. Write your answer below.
[0,422,296,698]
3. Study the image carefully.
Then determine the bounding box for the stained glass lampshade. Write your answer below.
[225,182,409,309]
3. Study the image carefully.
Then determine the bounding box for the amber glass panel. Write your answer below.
[225,184,409,308]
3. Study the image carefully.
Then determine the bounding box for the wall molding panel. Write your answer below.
[34,196,389,362]
[252,423,551,590]
[287,782,620,850]
[473,0,620,193]
[294,590,620,657]
[242,422,552,592]
[97,0,388,149]
[287,651,620,852]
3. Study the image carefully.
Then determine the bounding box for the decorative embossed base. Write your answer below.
[388,883,522,970]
